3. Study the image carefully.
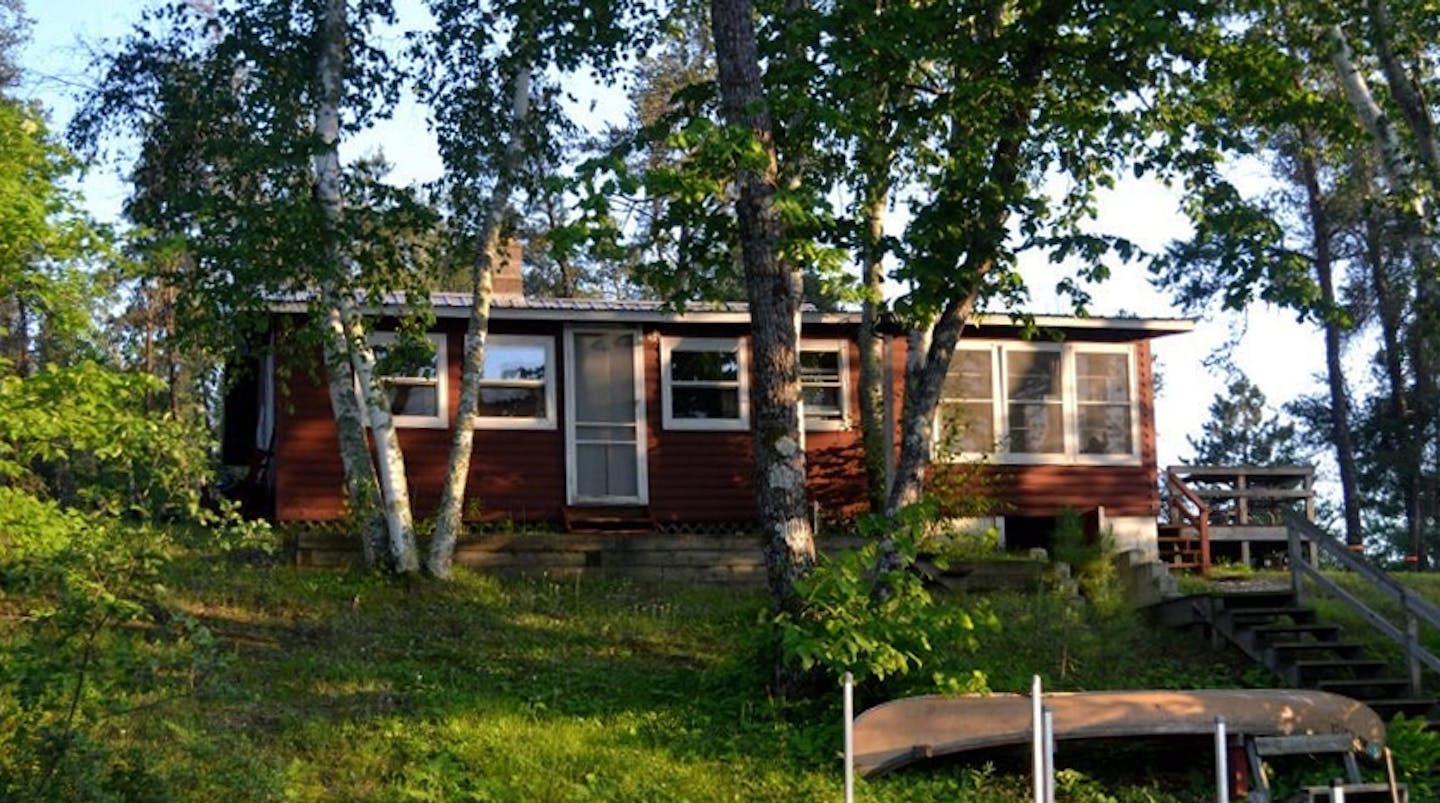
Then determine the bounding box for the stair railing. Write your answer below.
[1166,469,1212,575]
[1285,511,1440,697]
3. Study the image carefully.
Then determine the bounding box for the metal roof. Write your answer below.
[269,292,1195,335]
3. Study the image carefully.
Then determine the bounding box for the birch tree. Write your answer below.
[418,0,649,578]
[75,0,432,571]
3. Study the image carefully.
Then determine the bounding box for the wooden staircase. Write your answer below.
[1156,522,1206,572]
[1180,589,1439,723]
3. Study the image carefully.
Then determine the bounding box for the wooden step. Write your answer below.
[1249,623,1342,641]
[1362,697,1439,718]
[1268,640,1366,658]
[560,505,657,534]
[1315,677,1414,696]
[1213,590,1299,609]
[1228,606,1318,625]
[1289,659,1389,680]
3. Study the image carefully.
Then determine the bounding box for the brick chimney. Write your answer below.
[491,238,524,299]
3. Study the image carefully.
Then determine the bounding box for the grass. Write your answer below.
[7,547,1267,801]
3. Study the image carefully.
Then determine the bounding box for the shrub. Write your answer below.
[775,500,996,695]
[0,362,211,520]
[1050,508,1121,609]
[0,488,224,800]
[1385,714,1440,800]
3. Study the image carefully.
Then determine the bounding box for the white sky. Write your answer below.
[19,0,1334,481]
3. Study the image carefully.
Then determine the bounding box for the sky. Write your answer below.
[18,1,1333,481]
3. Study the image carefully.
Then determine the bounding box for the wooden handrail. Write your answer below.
[1166,469,1211,575]
[1285,512,1440,696]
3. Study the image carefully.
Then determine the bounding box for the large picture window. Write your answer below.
[661,337,749,430]
[367,332,448,429]
[938,342,1139,464]
[799,340,849,430]
[474,334,556,430]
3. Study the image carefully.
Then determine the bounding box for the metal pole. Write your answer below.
[1214,717,1229,803]
[1331,778,1346,803]
[1032,675,1044,803]
[1042,706,1055,803]
[843,672,854,803]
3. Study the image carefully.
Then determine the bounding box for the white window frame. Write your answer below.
[365,331,448,430]
[660,336,750,431]
[998,342,1068,463]
[937,345,1002,459]
[935,341,1142,466]
[1069,343,1141,463]
[472,334,557,431]
[799,339,851,431]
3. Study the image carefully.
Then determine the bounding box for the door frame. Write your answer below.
[563,325,649,506]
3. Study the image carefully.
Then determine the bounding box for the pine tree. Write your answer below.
[1186,375,1303,467]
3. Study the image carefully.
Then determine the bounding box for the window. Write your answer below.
[661,337,749,430]
[1005,348,1064,454]
[474,335,556,429]
[937,342,1139,464]
[368,332,447,429]
[799,341,849,430]
[1075,351,1132,455]
[938,348,997,453]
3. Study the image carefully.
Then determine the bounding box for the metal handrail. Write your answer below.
[1167,469,1212,574]
[1285,511,1440,696]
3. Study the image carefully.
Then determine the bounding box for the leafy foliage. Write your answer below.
[0,361,210,520]
[1384,714,1440,800]
[0,490,224,801]
[776,502,996,693]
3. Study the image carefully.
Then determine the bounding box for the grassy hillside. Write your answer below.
[0,546,1277,802]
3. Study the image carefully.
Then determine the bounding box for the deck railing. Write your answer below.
[1165,468,1212,574]
[1286,512,1440,696]
[1167,465,1317,570]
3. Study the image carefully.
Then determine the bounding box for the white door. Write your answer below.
[565,328,648,505]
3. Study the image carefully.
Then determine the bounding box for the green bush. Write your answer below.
[1385,714,1440,799]
[0,362,211,520]
[0,488,224,801]
[1050,508,1122,609]
[775,501,996,695]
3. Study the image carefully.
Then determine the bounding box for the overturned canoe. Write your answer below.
[854,688,1386,777]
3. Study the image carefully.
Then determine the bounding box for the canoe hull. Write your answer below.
[854,689,1386,777]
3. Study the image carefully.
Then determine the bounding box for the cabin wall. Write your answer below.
[272,317,1159,527]
[273,318,868,524]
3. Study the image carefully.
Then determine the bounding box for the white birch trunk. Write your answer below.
[320,306,389,569]
[427,69,532,579]
[313,0,419,573]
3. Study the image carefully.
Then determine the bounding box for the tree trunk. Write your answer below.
[1296,128,1363,546]
[320,306,390,569]
[858,175,890,511]
[428,68,533,579]
[710,0,814,615]
[1361,191,1424,568]
[1330,21,1437,567]
[313,0,418,573]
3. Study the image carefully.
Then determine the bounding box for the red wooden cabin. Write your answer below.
[231,287,1190,555]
